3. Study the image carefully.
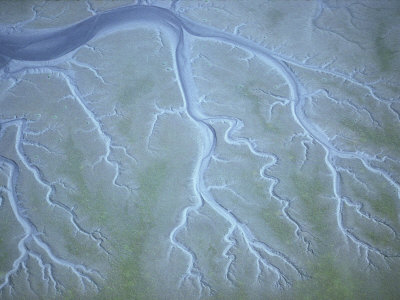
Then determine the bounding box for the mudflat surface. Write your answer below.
[0,1,399,299]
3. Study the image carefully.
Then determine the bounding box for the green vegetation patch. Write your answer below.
[261,203,295,246]
[116,77,154,107]
[59,134,93,211]
[98,159,168,300]
[340,117,400,154]
[117,116,132,138]
[375,24,396,72]
[350,185,398,225]
[238,81,261,103]
[370,190,398,225]
[290,171,330,236]
[288,252,365,300]
[365,226,400,252]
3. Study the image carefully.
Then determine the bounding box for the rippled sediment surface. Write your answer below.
[0,1,399,299]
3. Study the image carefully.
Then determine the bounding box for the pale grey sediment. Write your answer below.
[0,2,399,296]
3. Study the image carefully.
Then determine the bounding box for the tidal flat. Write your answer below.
[0,1,399,299]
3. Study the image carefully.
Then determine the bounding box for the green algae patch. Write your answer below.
[238,82,261,103]
[266,8,284,26]
[59,133,171,299]
[0,200,22,274]
[375,23,397,73]
[370,190,398,225]
[290,171,330,236]
[137,160,167,205]
[374,37,395,73]
[117,117,132,138]
[211,281,251,300]
[59,134,88,195]
[261,203,295,246]
[342,164,399,225]
[97,160,168,300]
[352,187,399,225]
[116,77,155,107]
[286,250,400,300]
[99,237,154,300]
[264,121,281,133]
[59,134,109,220]
[61,223,100,260]
[365,228,400,253]
[287,252,365,300]
[340,118,400,154]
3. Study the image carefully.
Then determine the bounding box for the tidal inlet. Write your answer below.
[0,0,399,299]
